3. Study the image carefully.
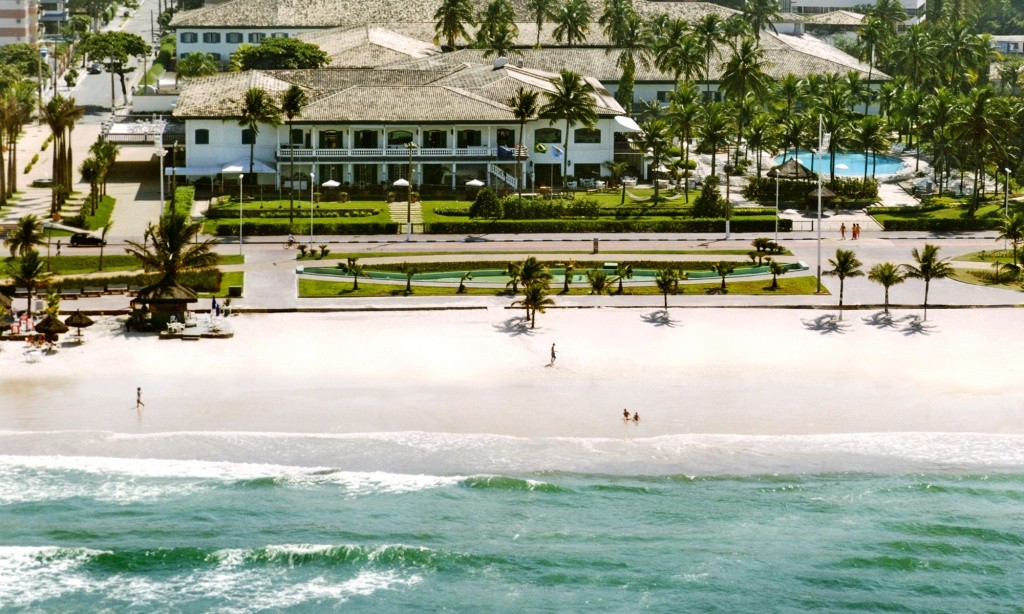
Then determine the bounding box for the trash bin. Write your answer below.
[592,238,599,254]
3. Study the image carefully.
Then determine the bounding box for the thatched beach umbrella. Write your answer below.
[809,185,836,199]
[771,158,815,180]
[64,310,95,337]
[34,314,69,342]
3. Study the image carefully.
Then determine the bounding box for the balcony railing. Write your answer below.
[277,146,497,158]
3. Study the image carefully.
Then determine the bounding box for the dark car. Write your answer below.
[70,233,107,247]
[88,62,104,74]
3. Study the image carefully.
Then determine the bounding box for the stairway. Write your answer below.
[387,200,423,234]
[489,165,518,190]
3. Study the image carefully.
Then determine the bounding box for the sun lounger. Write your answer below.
[82,286,104,297]
[60,289,80,300]
[106,283,129,294]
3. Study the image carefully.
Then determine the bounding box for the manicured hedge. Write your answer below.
[212,220,398,236]
[875,218,1001,232]
[425,218,792,233]
[207,208,379,219]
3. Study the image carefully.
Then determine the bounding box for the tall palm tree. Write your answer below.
[175,52,219,86]
[824,248,864,319]
[614,262,633,293]
[903,244,951,321]
[920,87,957,193]
[950,87,1004,215]
[89,139,120,199]
[527,0,558,47]
[79,156,102,216]
[42,95,84,214]
[742,0,781,41]
[509,86,539,206]
[851,115,890,180]
[692,14,726,98]
[781,114,813,172]
[237,87,282,179]
[697,102,733,177]
[997,212,1024,267]
[744,111,779,178]
[4,250,48,316]
[539,70,598,185]
[434,0,475,50]
[606,11,650,114]
[654,267,680,309]
[666,83,701,197]
[773,74,806,119]
[124,212,217,292]
[656,30,705,92]
[632,118,671,201]
[4,214,45,257]
[868,262,906,314]
[481,23,521,59]
[512,282,555,328]
[477,0,518,53]
[4,80,36,198]
[814,81,853,187]
[552,0,592,46]
[712,260,736,293]
[720,38,770,164]
[891,24,936,91]
[280,84,308,224]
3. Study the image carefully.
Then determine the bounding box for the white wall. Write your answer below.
[176,28,313,65]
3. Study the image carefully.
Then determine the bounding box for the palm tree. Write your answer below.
[920,87,956,194]
[744,111,779,178]
[79,156,101,216]
[632,118,671,201]
[280,84,308,224]
[606,12,650,114]
[868,262,905,314]
[692,14,726,98]
[950,87,1004,215]
[656,32,705,92]
[509,86,539,207]
[997,212,1024,267]
[742,0,781,41]
[698,102,733,177]
[5,214,45,257]
[712,260,736,293]
[539,70,597,186]
[4,80,36,198]
[237,87,282,179]
[654,267,680,309]
[477,0,519,55]
[42,95,84,214]
[97,221,113,271]
[505,260,523,293]
[512,282,555,328]
[562,258,577,293]
[89,139,120,199]
[346,257,366,290]
[903,244,951,321]
[586,269,613,294]
[175,52,219,85]
[520,256,552,289]
[527,0,558,47]
[851,115,890,180]
[399,262,419,294]
[552,0,592,46]
[481,23,521,59]
[720,38,770,164]
[814,82,853,187]
[824,248,863,319]
[667,83,702,197]
[434,0,475,50]
[614,262,633,293]
[124,212,217,291]
[766,257,786,290]
[4,250,48,317]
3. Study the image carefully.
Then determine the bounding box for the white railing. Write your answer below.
[277,147,498,158]
[489,165,517,190]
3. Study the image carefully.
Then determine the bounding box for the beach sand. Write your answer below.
[2,307,1023,441]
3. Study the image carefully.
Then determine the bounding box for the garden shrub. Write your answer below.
[213,221,398,236]
[691,177,729,218]
[468,188,502,218]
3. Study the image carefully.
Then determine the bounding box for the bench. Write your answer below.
[106,283,129,294]
[13,287,29,298]
[128,285,143,296]
[60,289,81,300]
[82,286,105,297]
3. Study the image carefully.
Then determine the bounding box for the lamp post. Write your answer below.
[723,163,734,240]
[405,142,417,240]
[769,168,779,242]
[816,116,830,295]
[309,171,315,248]
[238,174,244,255]
[157,149,166,213]
[1005,167,1012,250]
[393,177,410,240]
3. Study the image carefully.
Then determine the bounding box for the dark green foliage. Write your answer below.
[468,187,502,218]
[691,176,729,218]
[207,207,378,219]
[173,186,194,218]
[744,177,879,203]
[499,195,599,219]
[233,38,329,70]
[425,218,791,233]
[213,221,398,236]
[876,218,1001,231]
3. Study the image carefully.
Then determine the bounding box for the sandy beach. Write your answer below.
[2,307,1023,442]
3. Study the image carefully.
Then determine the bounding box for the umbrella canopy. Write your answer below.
[35,314,69,335]
[466,179,485,187]
[769,158,815,180]
[809,185,836,199]
[135,283,199,304]
[321,179,341,188]
[65,310,95,329]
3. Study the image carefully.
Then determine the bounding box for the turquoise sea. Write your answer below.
[2,431,1023,611]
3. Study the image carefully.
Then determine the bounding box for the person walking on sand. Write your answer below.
[136,387,144,409]
[840,223,846,240]
[550,343,556,365]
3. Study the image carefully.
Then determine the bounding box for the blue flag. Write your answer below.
[552,146,564,159]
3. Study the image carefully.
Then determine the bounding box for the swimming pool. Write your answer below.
[774,151,907,177]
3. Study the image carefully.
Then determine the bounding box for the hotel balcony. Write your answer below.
[276,146,499,159]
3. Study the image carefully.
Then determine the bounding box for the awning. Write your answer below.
[614,116,642,132]
[221,159,276,174]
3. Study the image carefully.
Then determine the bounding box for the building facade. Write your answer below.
[0,0,38,45]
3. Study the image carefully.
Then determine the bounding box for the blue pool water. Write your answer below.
[3,432,1024,611]
[775,151,906,176]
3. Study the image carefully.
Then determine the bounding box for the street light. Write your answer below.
[768,168,780,242]
[309,171,315,248]
[157,149,167,212]
[1004,167,1012,250]
[815,116,830,295]
[723,163,734,240]
[393,177,410,241]
[238,174,244,256]
[405,142,417,241]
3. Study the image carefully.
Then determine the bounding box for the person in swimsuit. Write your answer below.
[623,409,630,421]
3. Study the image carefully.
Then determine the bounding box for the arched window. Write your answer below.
[387,130,414,147]
[195,129,209,145]
[574,128,601,144]
[534,128,561,144]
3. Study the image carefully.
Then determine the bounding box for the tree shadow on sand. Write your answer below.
[801,314,851,334]
[897,314,936,336]
[493,316,534,336]
[640,310,676,328]
[861,311,898,330]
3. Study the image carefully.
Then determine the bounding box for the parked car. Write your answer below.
[69,233,107,247]
[88,62,104,74]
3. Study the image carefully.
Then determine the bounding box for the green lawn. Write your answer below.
[197,271,244,298]
[44,195,116,237]
[948,267,1023,291]
[870,199,1022,227]
[296,247,792,262]
[203,199,391,233]
[298,274,822,298]
[952,249,1020,263]
[7,254,243,276]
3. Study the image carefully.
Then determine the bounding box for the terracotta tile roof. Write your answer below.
[295,25,438,68]
[803,10,866,26]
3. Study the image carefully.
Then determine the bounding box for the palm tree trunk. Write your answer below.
[0,131,6,206]
[288,118,295,224]
[923,281,929,321]
[663,291,668,310]
[562,120,570,187]
[884,287,889,314]
[683,132,690,199]
[838,279,844,319]
[517,119,525,206]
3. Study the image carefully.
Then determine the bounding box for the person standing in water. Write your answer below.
[632,412,640,423]
[623,409,630,421]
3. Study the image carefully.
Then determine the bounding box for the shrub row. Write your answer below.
[744,177,879,202]
[207,207,378,219]
[212,221,398,236]
[173,186,194,218]
[876,218,1001,232]
[425,218,792,234]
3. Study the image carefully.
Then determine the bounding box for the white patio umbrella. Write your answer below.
[466,179,485,187]
[321,179,341,188]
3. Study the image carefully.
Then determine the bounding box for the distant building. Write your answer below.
[785,0,925,25]
[0,0,39,45]
[992,35,1024,55]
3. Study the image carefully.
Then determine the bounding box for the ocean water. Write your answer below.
[2,432,1024,611]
